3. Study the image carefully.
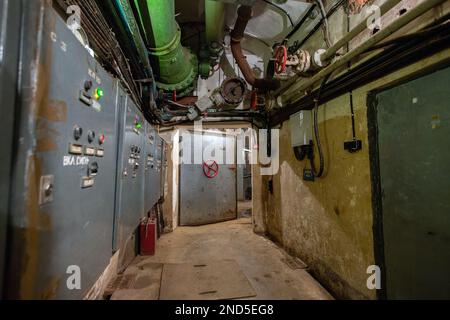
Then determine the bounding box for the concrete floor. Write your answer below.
[110,215,333,300]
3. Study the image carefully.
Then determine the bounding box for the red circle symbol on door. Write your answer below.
[203,160,219,179]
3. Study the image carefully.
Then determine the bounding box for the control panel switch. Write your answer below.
[69,144,83,155]
[96,148,105,157]
[84,147,96,156]
[82,177,95,189]
[73,126,83,141]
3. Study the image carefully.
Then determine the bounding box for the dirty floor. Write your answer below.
[109,218,333,300]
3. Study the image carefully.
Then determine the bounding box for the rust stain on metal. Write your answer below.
[36,121,60,152]
[39,100,68,122]
[18,2,56,299]
[36,138,58,153]
[40,277,61,300]
[37,211,53,232]
[20,156,43,299]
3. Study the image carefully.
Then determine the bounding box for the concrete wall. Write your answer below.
[253,45,450,299]
[161,131,180,232]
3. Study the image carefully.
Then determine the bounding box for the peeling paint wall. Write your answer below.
[253,44,450,299]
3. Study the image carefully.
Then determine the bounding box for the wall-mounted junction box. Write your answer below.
[290,110,313,148]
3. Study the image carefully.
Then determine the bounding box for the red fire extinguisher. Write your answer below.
[140,218,157,256]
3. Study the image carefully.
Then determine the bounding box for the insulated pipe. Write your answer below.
[133,0,197,95]
[275,0,402,97]
[230,5,280,92]
[280,0,446,106]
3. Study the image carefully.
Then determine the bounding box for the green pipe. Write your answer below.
[133,0,197,95]
[205,0,226,45]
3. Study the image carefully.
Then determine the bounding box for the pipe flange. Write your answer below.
[156,53,198,97]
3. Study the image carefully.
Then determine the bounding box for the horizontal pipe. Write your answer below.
[280,0,446,106]
[269,23,450,126]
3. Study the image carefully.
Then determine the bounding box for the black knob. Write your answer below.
[84,80,93,91]
[74,126,83,141]
[87,131,96,144]
[89,162,99,176]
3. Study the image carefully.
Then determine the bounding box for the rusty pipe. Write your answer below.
[230,5,280,92]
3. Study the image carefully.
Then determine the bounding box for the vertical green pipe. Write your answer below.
[205,0,226,46]
[133,0,197,95]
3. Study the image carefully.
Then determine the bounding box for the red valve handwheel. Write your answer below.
[203,160,219,179]
[274,45,287,74]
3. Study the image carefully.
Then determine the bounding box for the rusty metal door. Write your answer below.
[179,131,237,226]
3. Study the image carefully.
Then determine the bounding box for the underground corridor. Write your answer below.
[1,0,450,303]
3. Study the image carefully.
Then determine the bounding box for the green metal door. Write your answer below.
[374,67,450,299]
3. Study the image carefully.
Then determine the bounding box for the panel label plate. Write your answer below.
[63,156,90,167]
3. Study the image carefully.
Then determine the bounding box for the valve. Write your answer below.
[202,160,219,179]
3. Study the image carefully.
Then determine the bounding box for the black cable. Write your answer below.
[261,0,294,27]
[315,0,332,48]
[311,72,332,178]
[288,0,345,53]
[349,91,357,139]
[283,4,317,51]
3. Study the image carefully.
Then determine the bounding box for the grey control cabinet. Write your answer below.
[143,123,161,213]
[113,93,146,252]
[5,4,119,299]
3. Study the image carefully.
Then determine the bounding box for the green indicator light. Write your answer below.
[95,87,104,100]
[135,123,142,130]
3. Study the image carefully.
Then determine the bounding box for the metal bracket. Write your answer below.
[39,175,54,205]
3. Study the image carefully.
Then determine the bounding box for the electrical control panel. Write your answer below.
[113,91,146,251]
[4,3,166,300]
[143,123,161,213]
[6,6,119,299]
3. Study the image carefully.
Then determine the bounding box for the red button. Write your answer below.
[99,134,106,145]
